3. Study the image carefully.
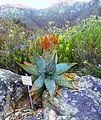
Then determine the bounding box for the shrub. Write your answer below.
[58,16,101,77]
[0,19,28,73]
[48,16,101,77]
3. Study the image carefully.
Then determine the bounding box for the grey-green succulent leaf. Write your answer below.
[47,50,57,64]
[45,79,56,96]
[55,76,74,89]
[17,62,39,76]
[28,54,36,65]
[33,87,45,99]
[32,51,46,72]
[34,75,44,88]
[56,63,77,75]
[30,85,45,96]
[47,53,56,73]
[18,50,77,97]
[31,75,38,82]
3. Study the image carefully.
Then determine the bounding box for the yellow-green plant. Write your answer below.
[51,16,101,77]
[63,16,101,65]
[27,35,43,55]
[58,34,71,63]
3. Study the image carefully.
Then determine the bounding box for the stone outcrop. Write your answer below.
[0,69,101,120]
[42,75,101,120]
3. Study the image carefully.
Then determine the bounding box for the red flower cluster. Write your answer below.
[40,34,58,51]
[40,35,51,51]
[50,34,58,45]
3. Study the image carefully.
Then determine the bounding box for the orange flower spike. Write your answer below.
[50,34,58,45]
[40,35,51,51]
[53,37,58,45]
[50,34,54,41]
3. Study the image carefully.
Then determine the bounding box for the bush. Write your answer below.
[57,16,101,77]
[0,19,28,73]
[65,16,101,65]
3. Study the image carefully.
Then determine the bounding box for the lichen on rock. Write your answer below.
[42,75,101,120]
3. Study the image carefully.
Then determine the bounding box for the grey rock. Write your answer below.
[0,69,21,83]
[56,116,68,120]
[0,69,45,120]
[44,107,58,120]
[0,95,3,104]
[0,69,101,120]
[0,69,27,117]
[42,75,101,120]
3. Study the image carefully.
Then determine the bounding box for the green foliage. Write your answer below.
[48,25,71,63]
[27,36,43,55]
[66,16,101,77]
[51,16,101,77]
[0,19,47,73]
[65,16,101,65]
[18,50,76,97]
[1,15,101,78]
[82,61,101,78]
[0,19,28,73]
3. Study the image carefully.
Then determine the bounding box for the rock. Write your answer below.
[43,107,57,120]
[42,75,101,120]
[0,69,44,119]
[23,116,37,120]
[1,68,101,120]
[5,108,44,120]
[56,116,68,120]
[0,69,28,117]
[0,69,21,83]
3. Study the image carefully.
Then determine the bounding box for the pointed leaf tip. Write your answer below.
[32,51,46,72]
[34,76,44,88]
[17,62,39,76]
[55,76,75,89]
[45,79,55,96]
[56,63,77,75]
[48,53,56,73]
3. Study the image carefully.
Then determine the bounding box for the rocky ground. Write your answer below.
[43,75,101,120]
[5,108,44,120]
[0,69,101,120]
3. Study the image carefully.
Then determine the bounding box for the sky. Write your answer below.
[0,0,90,9]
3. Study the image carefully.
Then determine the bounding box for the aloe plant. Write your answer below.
[18,50,76,96]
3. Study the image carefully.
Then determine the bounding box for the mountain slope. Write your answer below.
[0,0,100,29]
